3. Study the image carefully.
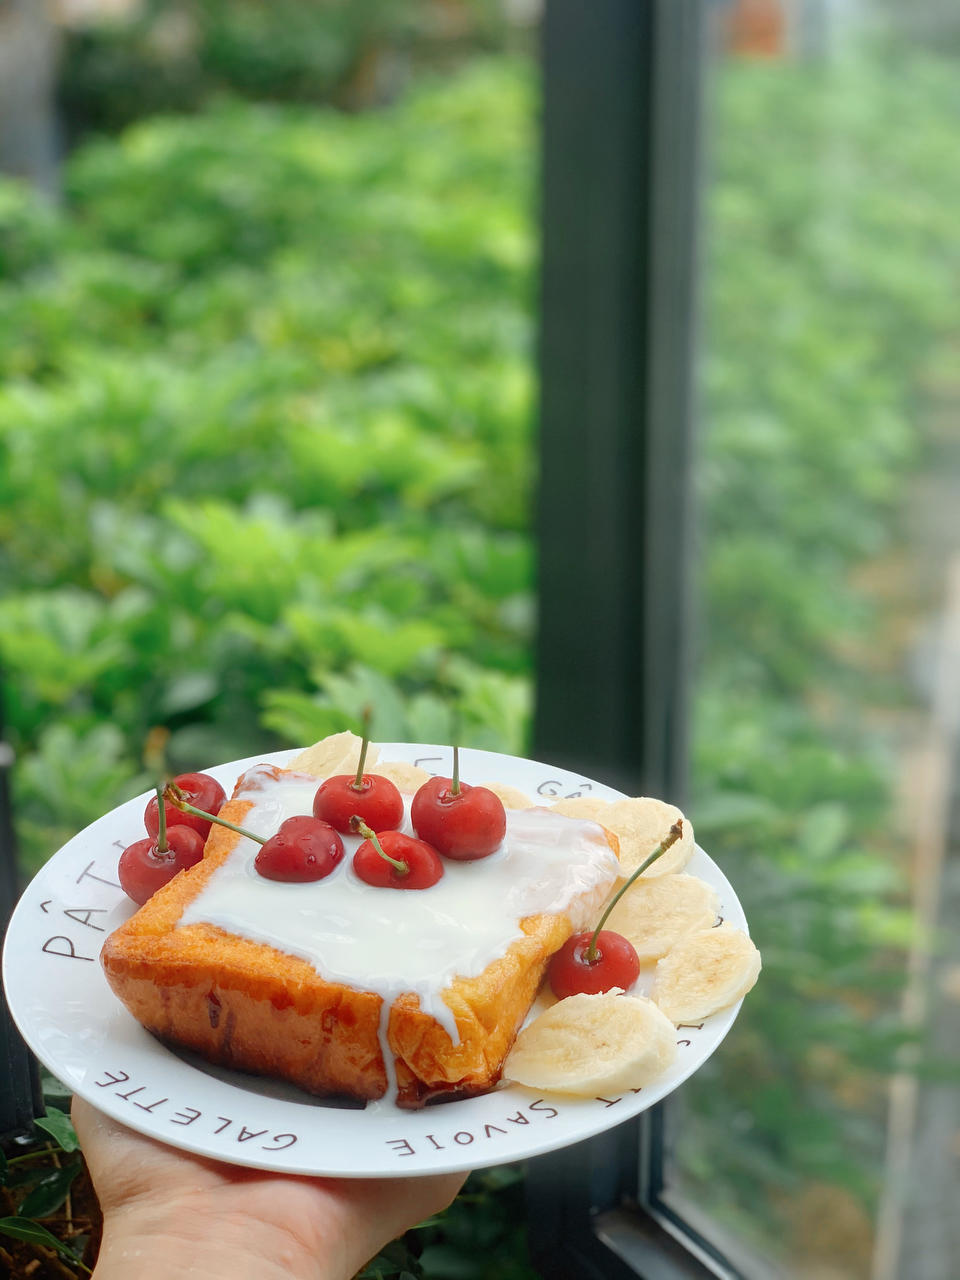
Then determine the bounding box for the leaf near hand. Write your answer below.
[34,1106,80,1152]
[0,1214,86,1265]
[17,1162,82,1220]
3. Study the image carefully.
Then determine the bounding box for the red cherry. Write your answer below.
[410,775,506,861]
[313,773,404,835]
[160,787,346,884]
[352,826,443,890]
[546,818,685,999]
[145,772,226,841]
[254,816,344,882]
[548,930,641,999]
[118,826,205,906]
[312,715,404,834]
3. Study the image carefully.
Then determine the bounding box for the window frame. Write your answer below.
[0,686,43,1141]
[528,1,743,1275]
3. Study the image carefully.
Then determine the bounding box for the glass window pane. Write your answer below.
[673,3,960,1277]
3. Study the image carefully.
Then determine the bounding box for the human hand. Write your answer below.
[72,1096,467,1280]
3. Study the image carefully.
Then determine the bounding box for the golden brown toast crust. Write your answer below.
[101,772,618,1108]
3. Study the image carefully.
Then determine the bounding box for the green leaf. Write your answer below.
[419,1243,487,1279]
[39,1069,74,1111]
[17,1163,81,1220]
[797,803,850,859]
[0,1215,87,1267]
[691,791,780,834]
[160,670,219,716]
[410,1214,447,1231]
[356,1238,423,1278]
[5,1165,58,1191]
[34,1107,80,1153]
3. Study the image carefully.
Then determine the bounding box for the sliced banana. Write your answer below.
[652,924,761,1023]
[604,797,694,878]
[371,760,431,792]
[550,796,612,824]
[289,731,379,779]
[550,795,693,878]
[603,874,719,963]
[503,992,677,1096]
[481,781,535,809]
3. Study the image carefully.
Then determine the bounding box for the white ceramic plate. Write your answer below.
[3,745,750,1178]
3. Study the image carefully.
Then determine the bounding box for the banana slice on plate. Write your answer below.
[551,796,694,878]
[550,796,613,823]
[371,760,432,792]
[482,781,535,809]
[289,731,378,779]
[652,924,761,1023]
[603,873,719,963]
[604,797,694,878]
[503,992,677,1095]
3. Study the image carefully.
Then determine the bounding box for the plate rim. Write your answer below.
[3,744,749,1177]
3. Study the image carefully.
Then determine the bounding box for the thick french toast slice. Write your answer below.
[102,760,620,1108]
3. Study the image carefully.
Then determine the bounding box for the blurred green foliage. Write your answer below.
[0,60,536,869]
[58,0,521,138]
[681,47,960,1261]
[359,1165,537,1279]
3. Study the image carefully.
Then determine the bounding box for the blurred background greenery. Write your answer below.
[1,51,538,870]
[2,2,959,1277]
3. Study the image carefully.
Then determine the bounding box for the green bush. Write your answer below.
[58,0,519,138]
[1,60,536,871]
[682,48,960,1259]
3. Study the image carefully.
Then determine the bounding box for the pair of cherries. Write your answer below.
[118,772,227,906]
[303,744,505,890]
[244,742,505,889]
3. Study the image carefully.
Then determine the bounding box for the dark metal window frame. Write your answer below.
[1,690,43,1141]
[529,1,741,1276]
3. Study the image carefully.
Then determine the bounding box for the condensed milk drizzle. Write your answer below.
[178,764,619,1103]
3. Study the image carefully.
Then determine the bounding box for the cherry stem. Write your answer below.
[164,783,266,846]
[353,707,372,790]
[143,726,170,777]
[351,817,408,875]
[155,784,169,853]
[584,819,684,963]
[451,744,460,797]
